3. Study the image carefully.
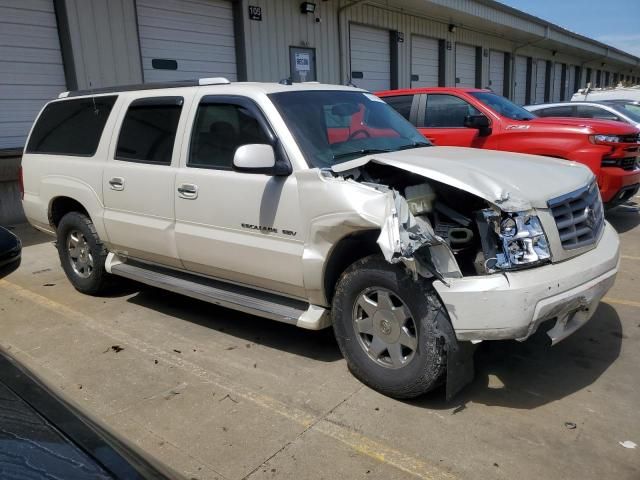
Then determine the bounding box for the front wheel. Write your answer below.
[332,255,448,399]
[56,212,111,295]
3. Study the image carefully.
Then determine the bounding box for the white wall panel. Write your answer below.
[0,0,66,149]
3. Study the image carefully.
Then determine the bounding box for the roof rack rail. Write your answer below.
[61,77,231,98]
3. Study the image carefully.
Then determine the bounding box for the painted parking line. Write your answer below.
[0,279,454,480]
[621,255,640,261]
[603,297,640,309]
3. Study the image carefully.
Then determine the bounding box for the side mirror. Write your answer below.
[464,114,491,136]
[232,144,277,174]
[464,114,489,128]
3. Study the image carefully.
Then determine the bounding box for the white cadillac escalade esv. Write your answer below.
[21,79,620,399]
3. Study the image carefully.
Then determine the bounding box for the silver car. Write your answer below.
[525,100,640,129]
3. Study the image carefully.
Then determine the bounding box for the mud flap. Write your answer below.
[433,304,476,400]
[445,340,476,401]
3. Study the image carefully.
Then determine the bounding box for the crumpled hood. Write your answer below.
[332,146,594,211]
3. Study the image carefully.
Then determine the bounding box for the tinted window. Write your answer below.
[425,94,482,127]
[26,96,117,156]
[384,95,414,121]
[189,103,270,169]
[536,105,575,117]
[576,105,619,121]
[115,97,183,165]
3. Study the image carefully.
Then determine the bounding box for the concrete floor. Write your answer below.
[1,204,639,480]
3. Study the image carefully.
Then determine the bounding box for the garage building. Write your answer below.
[1,0,640,153]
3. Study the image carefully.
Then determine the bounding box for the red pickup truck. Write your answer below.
[376,87,640,206]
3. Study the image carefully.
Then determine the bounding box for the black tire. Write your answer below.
[56,212,111,295]
[332,255,448,399]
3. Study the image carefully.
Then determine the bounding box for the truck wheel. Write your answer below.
[56,212,111,295]
[332,255,447,399]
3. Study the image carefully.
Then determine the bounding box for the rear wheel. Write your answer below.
[56,212,111,295]
[332,255,448,399]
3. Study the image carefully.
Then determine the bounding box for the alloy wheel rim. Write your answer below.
[66,230,93,279]
[352,287,418,369]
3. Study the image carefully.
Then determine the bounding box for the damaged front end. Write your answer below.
[334,160,553,287]
[325,157,566,399]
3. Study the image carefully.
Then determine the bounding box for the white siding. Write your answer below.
[0,0,66,149]
[137,0,237,82]
[534,59,546,104]
[349,24,390,91]
[513,55,527,105]
[552,62,562,102]
[488,50,505,96]
[455,43,476,88]
[411,35,439,87]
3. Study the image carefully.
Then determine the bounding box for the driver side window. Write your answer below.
[188,103,270,170]
[424,94,481,128]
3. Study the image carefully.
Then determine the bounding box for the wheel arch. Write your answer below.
[322,229,381,306]
[49,196,91,228]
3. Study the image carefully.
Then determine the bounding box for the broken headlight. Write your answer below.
[479,209,551,271]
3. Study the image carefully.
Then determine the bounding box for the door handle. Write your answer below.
[177,183,198,199]
[109,177,125,191]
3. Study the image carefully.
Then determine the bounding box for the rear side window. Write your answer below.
[384,95,414,121]
[26,96,117,156]
[115,97,183,165]
[576,105,620,121]
[537,105,575,117]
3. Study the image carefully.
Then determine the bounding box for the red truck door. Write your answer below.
[418,93,489,147]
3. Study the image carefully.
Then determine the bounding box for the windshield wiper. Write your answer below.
[396,142,431,150]
[333,148,392,160]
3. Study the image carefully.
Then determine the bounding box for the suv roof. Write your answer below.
[59,80,364,100]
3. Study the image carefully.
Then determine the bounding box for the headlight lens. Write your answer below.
[497,214,550,269]
[591,134,621,144]
[481,210,551,270]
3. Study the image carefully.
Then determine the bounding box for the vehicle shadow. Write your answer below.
[411,303,623,410]
[606,200,639,234]
[119,281,621,404]
[126,285,343,363]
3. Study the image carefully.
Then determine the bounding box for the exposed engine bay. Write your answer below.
[341,162,552,280]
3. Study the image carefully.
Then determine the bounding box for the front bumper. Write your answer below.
[434,222,619,344]
[598,166,640,204]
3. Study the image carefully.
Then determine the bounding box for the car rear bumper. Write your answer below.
[434,222,619,343]
[598,167,640,204]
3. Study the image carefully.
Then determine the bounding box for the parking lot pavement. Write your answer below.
[1,205,639,480]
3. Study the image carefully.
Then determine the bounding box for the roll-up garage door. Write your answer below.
[534,59,546,104]
[552,63,562,102]
[513,55,527,105]
[350,24,391,91]
[137,0,237,83]
[411,36,439,87]
[0,0,66,150]
[455,44,476,88]
[488,50,505,96]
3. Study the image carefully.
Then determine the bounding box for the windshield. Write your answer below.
[269,90,430,168]
[470,92,536,121]
[617,103,640,123]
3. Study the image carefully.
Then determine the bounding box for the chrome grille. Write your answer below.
[548,182,604,250]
